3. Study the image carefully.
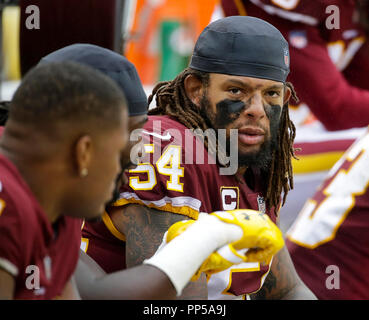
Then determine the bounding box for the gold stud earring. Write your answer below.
[80,168,88,178]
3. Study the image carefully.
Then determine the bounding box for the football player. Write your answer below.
[0,61,128,299]
[83,16,316,299]
[39,44,151,275]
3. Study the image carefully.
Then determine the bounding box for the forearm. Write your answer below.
[252,280,316,300]
[116,206,252,299]
[75,234,207,299]
[74,250,105,299]
[118,205,210,299]
[55,276,81,300]
[279,281,317,300]
[82,264,177,300]
[76,218,211,299]
[142,212,244,299]
[251,247,317,300]
[75,250,177,299]
[91,265,207,300]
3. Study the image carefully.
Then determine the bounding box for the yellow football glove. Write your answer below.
[166,209,284,281]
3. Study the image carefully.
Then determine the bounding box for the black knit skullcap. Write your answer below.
[190,16,290,83]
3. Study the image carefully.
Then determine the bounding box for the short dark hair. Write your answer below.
[10,61,127,131]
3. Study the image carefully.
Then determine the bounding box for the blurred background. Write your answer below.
[0,0,220,100]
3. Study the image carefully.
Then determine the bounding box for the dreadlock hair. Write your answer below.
[149,68,212,133]
[148,67,299,213]
[0,101,10,126]
[265,81,299,210]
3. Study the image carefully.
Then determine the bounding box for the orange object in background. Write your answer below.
[124,0,219,85]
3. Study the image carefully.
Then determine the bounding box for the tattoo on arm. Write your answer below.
[250,214,316,300]
[251,247,294,300]
[121,204,188,266]
[251,245,317,300]
[118,204,208,300]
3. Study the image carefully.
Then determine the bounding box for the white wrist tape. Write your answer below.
[143,213,243,295]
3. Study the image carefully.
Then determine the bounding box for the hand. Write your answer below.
[166,209,284,280]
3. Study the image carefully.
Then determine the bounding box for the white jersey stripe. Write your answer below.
[250,0,318,26]
[118,192,202,212]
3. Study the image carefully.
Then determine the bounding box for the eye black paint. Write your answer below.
[220,99,246,113]
[215,99,246,127]
[214,98,283,132]
[264,104,282,121]
[264,104,282,135]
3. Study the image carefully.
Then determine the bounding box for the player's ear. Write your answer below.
[74,135,92,178]
[283,85,292,105]
[184,74,204,107]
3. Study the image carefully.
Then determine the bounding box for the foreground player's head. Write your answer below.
[149,16,298,209]
[40,44,149,203]
[1,62,128,221]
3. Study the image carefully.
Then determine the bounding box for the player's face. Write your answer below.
[80,106,129,219]
[201,74,290,167]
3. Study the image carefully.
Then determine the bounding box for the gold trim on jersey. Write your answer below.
[234,0,247,16]
[80,237,89,253]
[222,266,260,296]
[0,199,6,216]
[220,186,240,210]
[221,261,273,297]
[102,211,126,242]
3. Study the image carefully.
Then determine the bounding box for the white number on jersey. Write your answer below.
[129,145,184,192]
[287,129,369,248]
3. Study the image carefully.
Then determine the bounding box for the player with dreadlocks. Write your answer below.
[82,16,316,300]
[148,67,299,210]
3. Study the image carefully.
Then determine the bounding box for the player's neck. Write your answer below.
[8,155,62,224]
[0,127,63,224]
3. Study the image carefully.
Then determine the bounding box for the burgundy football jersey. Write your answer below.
[221,0,369,131]
[286,127,369,299]
[0,153,81,299]
[81,212,126,274]
[83,115,278,300]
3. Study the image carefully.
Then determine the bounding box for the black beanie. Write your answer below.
[190,16,290,83]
